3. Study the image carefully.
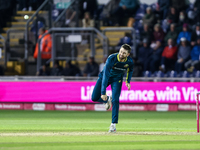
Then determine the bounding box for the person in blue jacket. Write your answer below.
[185,38,200,71]
[177,23,192,45]
[91,44,134,133]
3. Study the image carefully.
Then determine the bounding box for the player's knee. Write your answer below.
[91,95,98,102]
[112,99,119,104]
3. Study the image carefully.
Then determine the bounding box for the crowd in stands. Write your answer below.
[36,0,200,77]
[132,0,200,77]
[1,0,200,77]
[98,0,200,77]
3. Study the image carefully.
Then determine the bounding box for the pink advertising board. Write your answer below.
[0,82,199,103]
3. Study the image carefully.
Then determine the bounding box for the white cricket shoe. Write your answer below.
[108,124,116,133]
[105,95,112,110]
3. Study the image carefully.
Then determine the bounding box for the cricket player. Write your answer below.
[91,44,134,132]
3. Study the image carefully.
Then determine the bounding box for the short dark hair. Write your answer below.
[121,44,131,53]
[40,27,46,32]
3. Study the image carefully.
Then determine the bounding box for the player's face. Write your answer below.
[119,48,129,60]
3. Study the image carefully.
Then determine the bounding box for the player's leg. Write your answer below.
[111,80,122,124]
[91,77,108,103]
[109,80,122,132]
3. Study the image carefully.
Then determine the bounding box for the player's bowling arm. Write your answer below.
[126,63,134,84]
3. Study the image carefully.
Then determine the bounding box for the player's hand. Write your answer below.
[122,5,126,10]
[126,83,131,90]
[101,95,107,101]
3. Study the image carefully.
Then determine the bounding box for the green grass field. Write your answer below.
[0,110,200,150]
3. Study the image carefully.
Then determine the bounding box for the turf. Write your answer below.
[0,110,200,150]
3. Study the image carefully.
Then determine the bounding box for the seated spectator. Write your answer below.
[147,40,164,73]
[82,12,94,28]
[191,22,200,47]
[185,38,200,72]
[175,38,191,74]
[117,32,133,47]
[137,39,153,71]
[194,0,200,22]
[160,38,178,72]
[171,0,188,13]
[36,64,50,76]
[142,7,156,28]
[33,27,52,65]
[176,11,189,32]
[51,61,63,76]
[83,57,99,77]
[166,7,179,24]
[112,0,140,25]
[177,23,191,45]
[79,0,98,19]
[164,23,178,45]
[140,24,153,43]
[0,0,16,31]
[157,0,170,20]
[81,12,94,44]
[162,7,178,32]
[62,60,81,76]
[153,24,165,42]
[64,5,77,27]
[100,0,120,26]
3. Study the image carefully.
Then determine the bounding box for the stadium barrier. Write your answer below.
[0,103,199,111]
[0,77,199,111]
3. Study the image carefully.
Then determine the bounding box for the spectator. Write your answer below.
[185,38,200,72]
[160,38,178,72]
[137,39,153,71]
[62,60,81,76]
[36,64,50,76]
[191,22,200,47]
[83,57,99,77]
[177,11,189,32]
[171,0,188,13]
[112,0,140,25]
[0,0,16,30]
[148,40,164,73]
[194,0,200,22]
[140,24,153,43]
[100,0,120,26]
[153,24,165,42]
[79,0,98,19]
[33,27,52,65]
[117,32,132,47]
[157,0,170,20]
[51,61,63,76]
[166,7,179,24]
[175,37,191,74]
[177,23,191,45]
[142,7,156,28]
[64,5,77,27]
[164,23,178,45]
[82,12,94,28]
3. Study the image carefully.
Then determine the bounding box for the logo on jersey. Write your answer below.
[124,64,129,68]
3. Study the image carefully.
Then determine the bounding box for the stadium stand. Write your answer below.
[0,0,200,78]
